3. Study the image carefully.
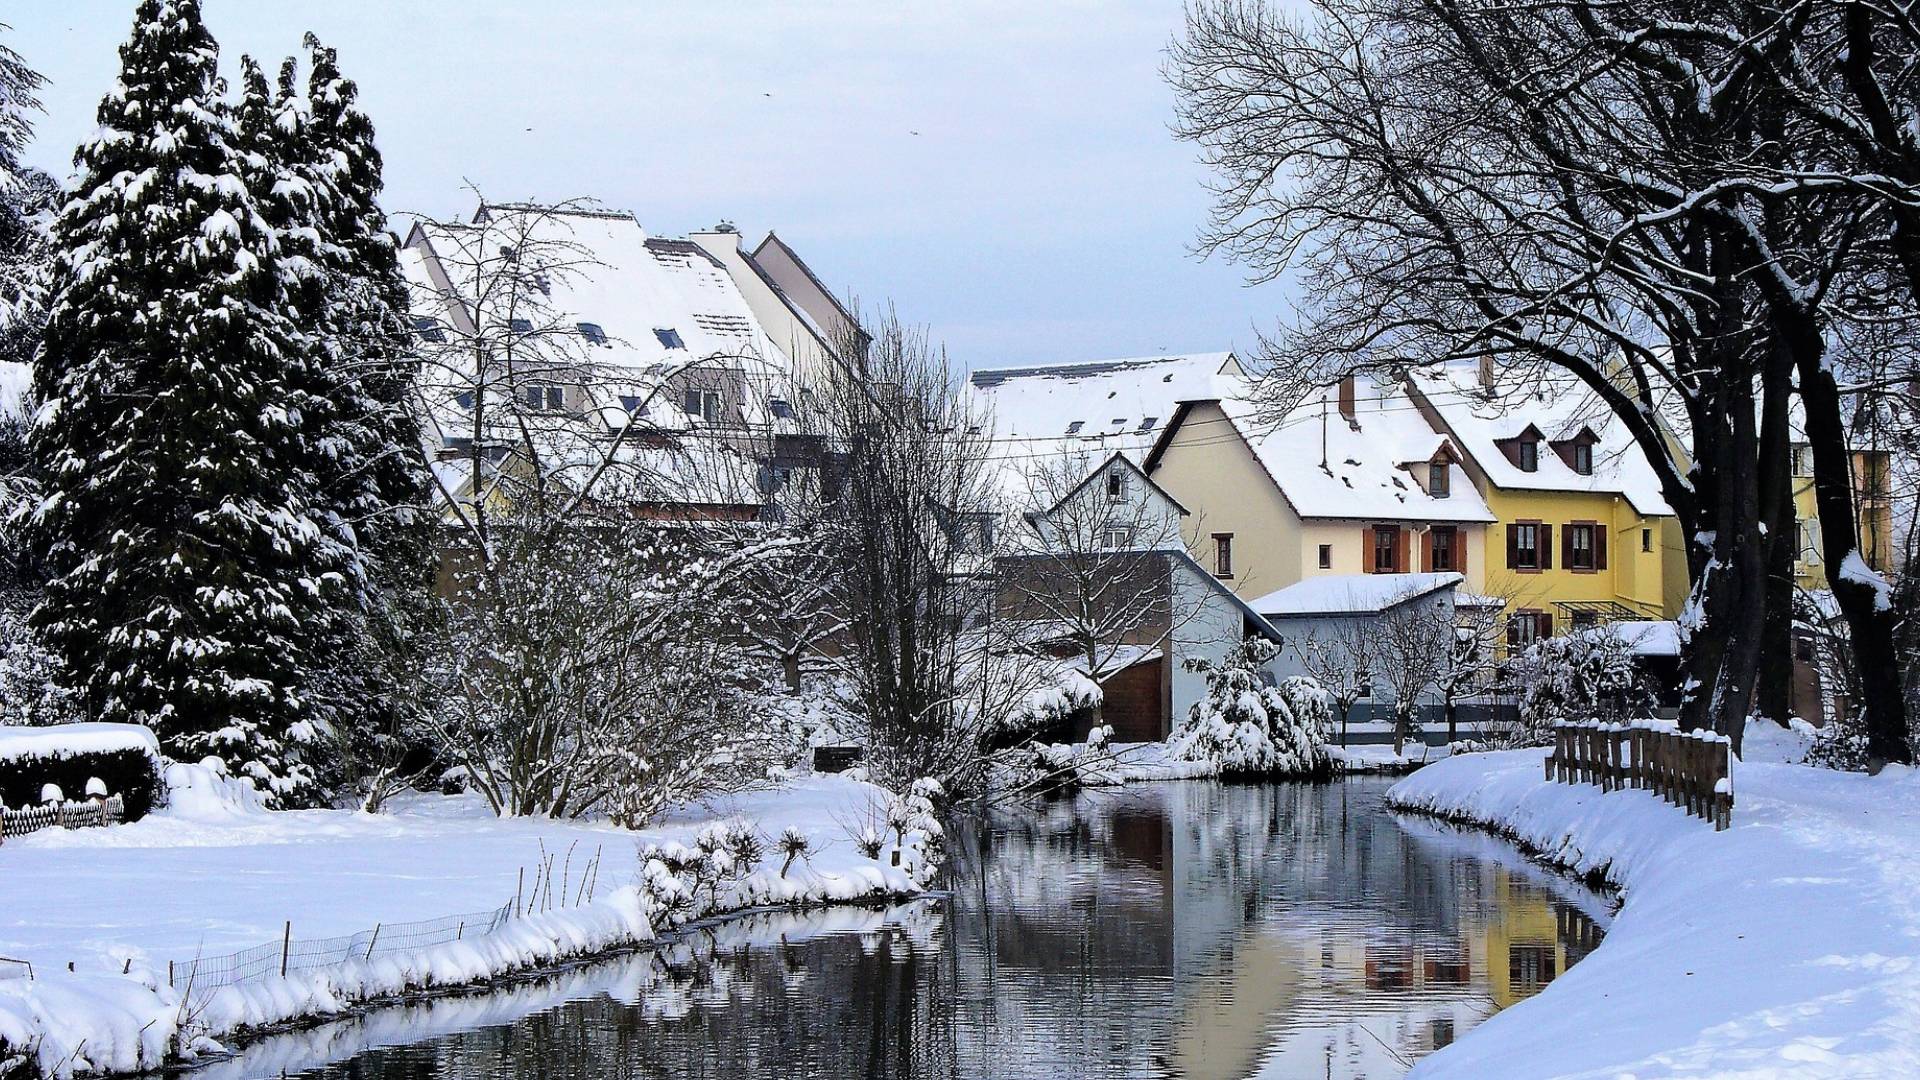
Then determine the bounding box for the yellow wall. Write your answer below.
[1792,449,1896,591]
[1477,488,1681,621]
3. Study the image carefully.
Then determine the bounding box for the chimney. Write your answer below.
[1337,375,1357,427]
[1477,352,1495,390]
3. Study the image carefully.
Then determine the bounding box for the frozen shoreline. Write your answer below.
[1386,729,1920,1078]
[0,769,935,1079]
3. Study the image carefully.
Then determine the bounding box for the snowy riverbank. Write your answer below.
[0,768,934,1078]
[1386,730,1920,1078]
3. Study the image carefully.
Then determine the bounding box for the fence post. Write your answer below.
[280,921,291,978]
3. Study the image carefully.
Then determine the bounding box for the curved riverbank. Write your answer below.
[1386,745,1920,1078]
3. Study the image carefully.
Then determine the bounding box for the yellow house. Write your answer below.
[1402,364,1686,640]
[1143,374,1497,601]
[1790,438,1897,591]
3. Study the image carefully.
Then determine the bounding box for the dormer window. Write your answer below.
[1518,438,1539,472]
[523,383,564,412]
[1428,461,1450,497]
[1573,442,1593,475]
[578,322,608,345]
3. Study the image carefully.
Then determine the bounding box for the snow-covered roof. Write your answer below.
[970,352,1243,461]
[1611,620,1681,657]
[1215,376,1496,524]
[1408,362,1675,516]
[1250,572,1462,617]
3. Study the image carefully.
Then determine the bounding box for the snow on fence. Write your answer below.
[0,793,125,844]
[1545,721,1732,830]
[166,900,517,1005]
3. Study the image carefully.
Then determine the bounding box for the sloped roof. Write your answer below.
[1213,376,1496,524]
[1250,572,1463,617]
[970,352,1242,460]
[1408,362,1674,516]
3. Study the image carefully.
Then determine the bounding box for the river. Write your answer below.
[197,777,1609,1079]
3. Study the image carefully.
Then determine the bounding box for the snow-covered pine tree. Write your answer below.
[287,39,436,799]
[0,24,49,365]
[29,0,346,804]
[1170,639,1331,776]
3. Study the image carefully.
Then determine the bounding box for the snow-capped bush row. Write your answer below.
[1386,735,1920,1078]
[0,724,164,819]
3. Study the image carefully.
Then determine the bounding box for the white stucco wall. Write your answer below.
[1170,563,1253,726]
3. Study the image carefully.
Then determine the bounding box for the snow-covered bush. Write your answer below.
[0,601,81,727]
[1513,627,1655,737]
[0,724,163,816]
[1170,640,1331,776]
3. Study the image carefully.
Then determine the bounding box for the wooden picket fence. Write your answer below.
[1545,722,1732,830]
[0,794,126,845]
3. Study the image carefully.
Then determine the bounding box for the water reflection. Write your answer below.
[234,779,1606,1080]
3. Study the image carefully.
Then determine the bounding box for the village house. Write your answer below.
[398,203,856,524]
[1402,362,1687,642]
[1142,372,1497,601]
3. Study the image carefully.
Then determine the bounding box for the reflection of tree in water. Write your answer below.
[287,781,1613,1080]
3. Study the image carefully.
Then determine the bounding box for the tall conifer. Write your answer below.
[30,0,342,803]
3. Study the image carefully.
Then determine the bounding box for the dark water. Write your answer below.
[210,779,1609,1080]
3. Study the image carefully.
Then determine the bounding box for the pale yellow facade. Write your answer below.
[1148,401,1491,601]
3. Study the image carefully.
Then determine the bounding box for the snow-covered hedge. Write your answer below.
[0,724,164,818]
[1170,641,1332,776]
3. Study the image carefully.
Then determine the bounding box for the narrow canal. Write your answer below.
[201,778,1610,1079]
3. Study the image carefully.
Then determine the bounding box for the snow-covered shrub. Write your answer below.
[777,826,812,877]
[1170,640,1331,776]
[0,725,163,816]
[1514,627,1654,738]
[0,601,81,727]
[995,723,1120,794]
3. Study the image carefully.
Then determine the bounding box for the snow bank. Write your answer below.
[1387,736,1920,1078]
[0,774,932,1078]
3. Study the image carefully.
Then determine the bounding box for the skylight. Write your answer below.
[411,317,446,344]
[508,318,533,334]
[654,327,686,349]
[1066,420,1085,434]
[769,398,795,419]
[578,322,608,345]
[1137,416,1158,433]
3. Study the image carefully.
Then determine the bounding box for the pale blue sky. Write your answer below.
[9,2,1291,368]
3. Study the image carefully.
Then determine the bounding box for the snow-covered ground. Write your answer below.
[0,766,930,1078]
[1387,723,1920,1078]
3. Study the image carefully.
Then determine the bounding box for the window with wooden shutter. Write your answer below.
[1372,525,1400,573]
[1429,526,1457,572]
[1595,525,1608,569]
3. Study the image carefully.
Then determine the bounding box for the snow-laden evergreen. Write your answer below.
[1169,639,1331,775]
[0,25,49,366]
[28,0,350,805]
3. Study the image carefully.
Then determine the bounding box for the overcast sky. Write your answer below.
[10,2,1292,369]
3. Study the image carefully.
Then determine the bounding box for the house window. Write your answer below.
[1567,523,1596,570]
[1318,544,1333,569]
[1214,533,1234,578]
[1510,522,1543,570]
[1641,528,1652,553]
[654,327,686,349]
[683,388,721,423]
[1429,461,1450,497]
[1430,525,1458,572]
[1518,438,1539,473]
[1106,470,1127,502]
[1102,525,1131,549]
[411,317,446,344]
[1372,525,1401,573]
[454,390,475,410]
[577,322,608,345]
[1508,609,1551,648]
[523,383,563,412]
[1573,442,1593,476]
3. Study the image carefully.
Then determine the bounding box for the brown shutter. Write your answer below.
[1507,524,1520,569]
[1595,524,1608,570]
[1457,527,1469,577]
[1363,524,1375,572]
[1540,524,1553,570]
[1562,524,1574,569]
[1423,528,1435,572]
[1399,526,1410,573]
[1538,611,1554,639]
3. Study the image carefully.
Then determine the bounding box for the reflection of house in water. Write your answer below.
[1474,874,1605,1008]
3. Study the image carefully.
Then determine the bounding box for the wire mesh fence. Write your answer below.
[168,900,516,1000]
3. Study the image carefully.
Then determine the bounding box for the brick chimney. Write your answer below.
[1337,375,1357,427]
